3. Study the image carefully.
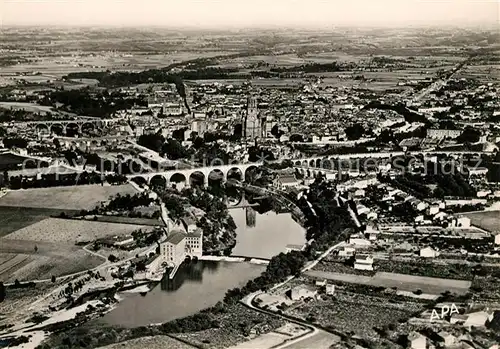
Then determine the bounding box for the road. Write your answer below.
[237,239,346,348]
[412,58,468,103]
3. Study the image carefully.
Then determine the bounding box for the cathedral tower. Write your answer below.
[244,96,261,140]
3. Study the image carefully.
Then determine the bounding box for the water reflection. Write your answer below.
[102,261,264,328]
[246,207,256,227]
[230,208,306,259]
[160,260,219,291]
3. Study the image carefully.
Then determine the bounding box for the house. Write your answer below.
[368,232,378,241]
[315,279,327,287]
[420,247,439,258]
[325,284,335,295]
[407,332,426,349]
[365,223,379,234]
[495,233,500,245]
[477,190,492,198]
[454,216,471,228]
[450,314,468,325]
[433,211,448,222]
[354,189,366,198]
[437,331,456,347]
[290,285,317,301]
[354,255,374,271]
[275,174,300,189]
[464,310,494,328]
[356,204,370,215]
[338,246,355,257]
[427,204,440,216]
[285,244,306,253]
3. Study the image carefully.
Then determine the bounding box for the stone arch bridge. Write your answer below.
[17,118,117,135]
[127,163,263,188]
[286,150,486,170]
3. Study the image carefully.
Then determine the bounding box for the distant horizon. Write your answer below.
[1,23,499,30]
[2,0,499,28]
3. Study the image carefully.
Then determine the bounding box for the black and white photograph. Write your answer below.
[0,1,499,348]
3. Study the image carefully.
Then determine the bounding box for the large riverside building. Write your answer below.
[161,231,187,266]
[160,222,203,266]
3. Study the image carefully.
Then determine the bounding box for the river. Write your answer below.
[102,208,306,327]
[229,207,306,259]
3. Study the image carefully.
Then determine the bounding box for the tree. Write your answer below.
[192,136,205,149]
[138,133,165,152]
[457,126,481,143]
[376,129,395,144]
[271,125,284,139]
[3,138,28,149]
[0,282,5,302]
[289,134,304,142]
[161,138,190,160]
[345,123,365,140]
[233,124,243,140]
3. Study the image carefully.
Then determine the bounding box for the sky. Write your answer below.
[1,0,499,28]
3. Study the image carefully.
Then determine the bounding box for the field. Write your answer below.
[0,152,48,171]
[306,270,471,295]
[0,184,138,211]
[97,336,195,349]
[1,249,103,282]
[285,291,424,339]
[464,210,500,232]
[0,215,151,281]
[0,253,33,280]
[171,303,286,349]
[456,64,500,82]
[5,217,151,243]
[0,51,235,80]
[0,101,55,113]
[0,206,79,238]
[279,330,340,349]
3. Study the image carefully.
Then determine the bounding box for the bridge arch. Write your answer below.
[227,167,243,182]
[65,122,80,137]
[295,160,301,166]
[244,165,259,182]
[50,123,65,135]
[189,171,207,188]
[208,169,225,186]
[309,159,315,168]
[81,122,96,134]
[169,173,187,190]
[35,124,50,135]
[150,174,168,190]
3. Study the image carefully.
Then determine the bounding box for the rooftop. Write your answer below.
[165,231,186,245]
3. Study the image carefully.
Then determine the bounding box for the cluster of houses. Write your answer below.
[408,304,498,349]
